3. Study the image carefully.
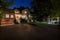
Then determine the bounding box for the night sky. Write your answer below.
[9,0,33,9]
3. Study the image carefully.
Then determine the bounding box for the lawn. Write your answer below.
[29,21,58,28]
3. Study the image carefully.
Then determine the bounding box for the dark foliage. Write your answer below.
[14,19,19,24]
[31,0,53,21]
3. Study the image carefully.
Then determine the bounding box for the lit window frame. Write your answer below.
[5,14,9,18]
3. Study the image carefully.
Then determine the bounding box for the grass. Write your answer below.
[29,21,58,28]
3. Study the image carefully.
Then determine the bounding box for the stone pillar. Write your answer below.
[47,16,51,24]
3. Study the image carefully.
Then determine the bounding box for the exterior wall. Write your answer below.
[1,13,15,26]
[22,9,28,15]
[4,13,15,19]
[15,13,22,23]
[15,13,22,19]
[1,19,14,26]
[14,9,20,13]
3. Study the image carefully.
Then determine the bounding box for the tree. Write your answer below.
[31,0,53,21]
[50,0,60,25]
[0,0,14,25]
[31,0,60,22]
[50,0,60,17]
[1,0,14,11]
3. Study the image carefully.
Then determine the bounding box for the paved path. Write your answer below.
[0,24,58,40]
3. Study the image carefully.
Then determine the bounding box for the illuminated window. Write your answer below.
[11,15,14,18]
[6,14,9,18]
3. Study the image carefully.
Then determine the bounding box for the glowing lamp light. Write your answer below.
[24,11,27,14]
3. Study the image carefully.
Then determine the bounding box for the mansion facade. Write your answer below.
[1,8,32,26]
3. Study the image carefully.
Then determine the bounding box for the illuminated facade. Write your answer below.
[1,8,31,26]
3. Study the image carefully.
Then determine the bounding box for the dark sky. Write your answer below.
[9,0,33,9]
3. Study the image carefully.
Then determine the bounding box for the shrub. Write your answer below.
[20,19,27,23]
[14,19,19,24]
